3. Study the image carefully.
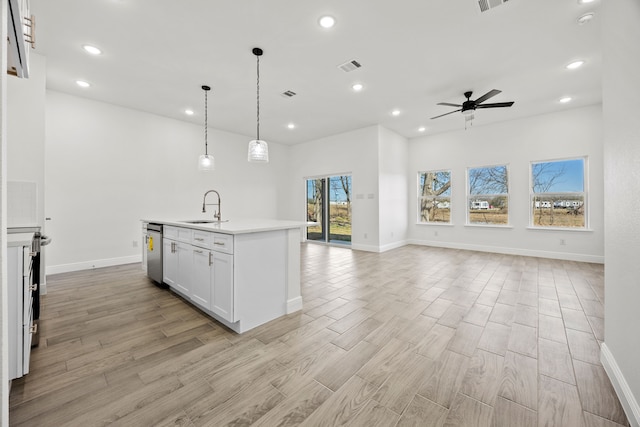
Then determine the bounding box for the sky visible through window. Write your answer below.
[532,159,584,193]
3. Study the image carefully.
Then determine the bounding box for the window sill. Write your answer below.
[464,224,514,229]
[415,222,454,227]
[526,226,593,232]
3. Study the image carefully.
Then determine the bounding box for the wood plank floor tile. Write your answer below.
[298,376,379,426]
[397,394,449,427]
[9,247,629,427]
[490,396,537,427]
[538,337,576,385]
[497,351,538,410]
[566,328,601,365]
[538,374,585,427]
[460,349,504,406]
[415,323,457,360]
[417,350,470,409]
[443,392,494,427]
[507,323,538,358]
[447,321,484,357]
[573,360,629,426]
[477,322,511,357]
[539,314,567,344]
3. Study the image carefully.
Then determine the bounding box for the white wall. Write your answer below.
[408,105,604,263]
[601,0,640,424]
[45,91,288,273]
[378,126,409,250]
[7,54,46,227]
[286,125,381,250]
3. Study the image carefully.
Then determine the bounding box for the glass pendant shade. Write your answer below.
[198,154,214,171]
[248,139,269,162]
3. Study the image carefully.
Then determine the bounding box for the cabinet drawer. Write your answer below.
[212,233,233,254]
[165,226,192,243]
[191,230,213,249]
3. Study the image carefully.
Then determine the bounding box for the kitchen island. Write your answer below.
[142,219,305,333]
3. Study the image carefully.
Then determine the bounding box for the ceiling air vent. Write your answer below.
[281,90,297,98]
[478,0,509,13]
[337,59,362,73]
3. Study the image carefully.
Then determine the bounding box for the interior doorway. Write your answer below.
[306,175,352,245]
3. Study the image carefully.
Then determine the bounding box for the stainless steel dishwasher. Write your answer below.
[146,223,166,287]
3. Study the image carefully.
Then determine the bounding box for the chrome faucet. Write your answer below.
[202,190,222,221]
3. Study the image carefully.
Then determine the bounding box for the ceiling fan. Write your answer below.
[430,89,514,120]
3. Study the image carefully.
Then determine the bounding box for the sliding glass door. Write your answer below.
[306,175,352,245]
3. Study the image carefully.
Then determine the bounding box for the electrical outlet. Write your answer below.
[133,240,138,247]
[560,239,566,246]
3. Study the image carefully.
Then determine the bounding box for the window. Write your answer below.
[531,158,586,228]
[418,170,451,223]
[467,165,509,225]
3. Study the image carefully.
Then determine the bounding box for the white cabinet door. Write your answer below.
[174,242,192,296]
[211,251,234,322]
[191,248,212,310]
[162,239,178,288]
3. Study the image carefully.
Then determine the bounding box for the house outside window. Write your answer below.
[530,157,586,228]
[418,170,451,224]
[467,164,509,225]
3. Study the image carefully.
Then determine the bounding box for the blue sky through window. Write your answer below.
[532,159,584,193]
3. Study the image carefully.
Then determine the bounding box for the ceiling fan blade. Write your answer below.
[430,109,462,119]
[437,102,462,107]
[476,102,515,109]
[474,89,502,104]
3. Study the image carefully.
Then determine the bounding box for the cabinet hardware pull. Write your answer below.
[209,252,213,266]
[194,249,203,254]
[194,238,204,241]
[214,242,225,246]
[30,323,38,334]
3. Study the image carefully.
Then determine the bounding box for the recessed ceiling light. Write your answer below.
[577,12,595,24]
[566,60,585,70]
[418,127,426,132]
[352,83,364,92]
[76,80,90,88]
[559,96,572,103]
[287,123,296,129]
[319,16,335,29]
[185,109,194,116]
[391,109,401,116]
[82,45,102,55]
[577,0,595,4]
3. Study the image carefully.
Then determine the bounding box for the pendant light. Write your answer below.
[198,85,214,171]
[248,47,269,163]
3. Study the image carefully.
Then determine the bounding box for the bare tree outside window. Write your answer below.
[467,165,509,225]
[418,171,451,223]
[531,158,585,228]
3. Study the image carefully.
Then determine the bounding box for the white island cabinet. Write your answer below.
[146,219,304,333]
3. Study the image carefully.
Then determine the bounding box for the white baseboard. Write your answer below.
[601,343,640,427]
[286,296,303,314]
[379,240,408,253]
[47,255,141,275]
[351,243,382,253]
[407,239,604,264]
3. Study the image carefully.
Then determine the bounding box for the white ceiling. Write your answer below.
[30,0,602,145]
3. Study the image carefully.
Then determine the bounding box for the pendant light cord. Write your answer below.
[256,54,260,141]
[204,88,209,156]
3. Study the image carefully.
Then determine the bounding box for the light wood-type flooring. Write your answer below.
[9,244,630,426]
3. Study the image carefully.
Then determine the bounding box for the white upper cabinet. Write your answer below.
[7,0,34,78]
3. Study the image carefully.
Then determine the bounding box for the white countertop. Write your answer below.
[7,232,35,247]
[142,218,309,235]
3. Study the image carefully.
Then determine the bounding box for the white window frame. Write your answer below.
[417,169,452,224]
[529,157,588,230]
[466,164,510,227]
